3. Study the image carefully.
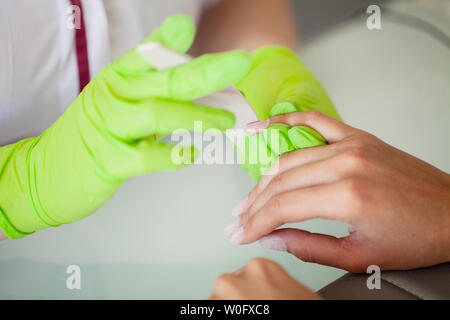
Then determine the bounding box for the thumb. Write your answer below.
[259,228,366,273]
[115,14,196,73]
[142,14,196,53]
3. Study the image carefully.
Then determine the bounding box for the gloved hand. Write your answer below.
[236,46,341,180]
[0,15,251,239]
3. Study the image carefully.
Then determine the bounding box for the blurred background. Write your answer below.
[292,0,386,44]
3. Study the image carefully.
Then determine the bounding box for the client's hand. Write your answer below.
[209,257,321,300]
[225,111,450,272]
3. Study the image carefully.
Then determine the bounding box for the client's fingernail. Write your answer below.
[246,119,269,133]
[231,226,244,244]
[259,235,286,252]
[224,218,241,235]
[232,196,248,217]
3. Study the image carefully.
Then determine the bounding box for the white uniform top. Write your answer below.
[0,0,349,299]
[0,0,207,145]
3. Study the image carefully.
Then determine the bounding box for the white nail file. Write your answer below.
[137,42,258,129]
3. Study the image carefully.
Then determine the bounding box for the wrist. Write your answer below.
[0,138,49,238]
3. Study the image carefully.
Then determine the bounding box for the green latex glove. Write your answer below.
[0,14,251,239]
[236,46,341,180]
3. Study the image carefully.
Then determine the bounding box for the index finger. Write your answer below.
[232,180,354,245]
[251,110,358,144]
[107,50,252,101]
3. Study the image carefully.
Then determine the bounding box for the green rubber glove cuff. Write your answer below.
[0,140,40,238]
[237,46,341,121]
[0,213,30,239]
[237,46,340,180]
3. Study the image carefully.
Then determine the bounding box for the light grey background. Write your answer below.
[291,0,386,44]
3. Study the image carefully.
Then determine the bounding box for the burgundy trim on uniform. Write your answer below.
[70,0,90,92]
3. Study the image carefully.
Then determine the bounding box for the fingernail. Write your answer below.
[259,235,286,252]
[231,226,244,244]
[232,196,248,217]
[224,218,241,235]
[246,119,269,133]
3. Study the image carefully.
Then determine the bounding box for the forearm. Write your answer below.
[194,0,298,54]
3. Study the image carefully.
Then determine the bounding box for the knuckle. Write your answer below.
[344,177,362,197]
[304,109,323,120]
[349,133,378,151]
[269,174,285,194]
[346,148,367,162]
[341,178,367,212]
[269,159,282,176]
[272,110,324,127]
[267,195,283,215]
[337,239,363,272]
[277,152,290,170]
[246,257,273,274]
[214,274,237,292]
[348,137,367,150]
[340,148,370,171]
[358,131,376,141]
[248,184,261,202]
[238,211,249,226]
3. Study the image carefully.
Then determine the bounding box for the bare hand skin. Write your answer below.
[0,229,5,240]
[194,0,298,53]
[209,257,321,300]
[226,111,450,272]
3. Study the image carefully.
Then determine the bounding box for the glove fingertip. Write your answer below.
[196,106,236,131]
[144,14,196,53]
[201,51,252,89]
[223,50,253,84]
